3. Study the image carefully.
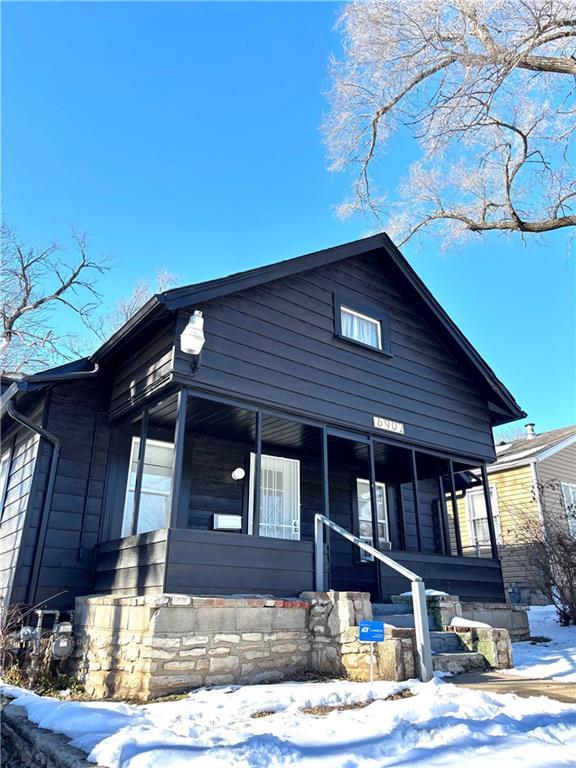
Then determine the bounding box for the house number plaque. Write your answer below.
[372,416,405,435]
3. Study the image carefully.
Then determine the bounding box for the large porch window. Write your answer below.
[122,437,174,536]
[356,478,390,562]
[249,453,301,540]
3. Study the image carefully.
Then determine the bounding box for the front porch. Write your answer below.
[95,387,505,603]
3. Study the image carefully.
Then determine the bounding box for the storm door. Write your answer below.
[248,453,301,539]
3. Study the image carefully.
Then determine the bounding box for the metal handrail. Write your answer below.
[314,513,433,682]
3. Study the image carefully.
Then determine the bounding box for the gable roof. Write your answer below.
[492,424,576,469]
[79,234,524,425]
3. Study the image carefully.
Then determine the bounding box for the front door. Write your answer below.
[248,453,301,539]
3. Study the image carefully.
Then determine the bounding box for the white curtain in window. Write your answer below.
[341,307,381,348]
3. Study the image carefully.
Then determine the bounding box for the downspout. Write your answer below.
[1,362,101,605]
[6,399,61,605]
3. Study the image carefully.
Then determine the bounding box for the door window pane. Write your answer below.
[122,438,174,536]
[356,479,389,561]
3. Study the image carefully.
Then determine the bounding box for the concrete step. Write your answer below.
[372,602,414,616]
[432,652,487,675]
[429,631,463,653]
[378,613,417,628]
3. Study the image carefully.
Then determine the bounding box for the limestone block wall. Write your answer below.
[74,594,312,700]
[451,627,514,669]
[73,590,516,701]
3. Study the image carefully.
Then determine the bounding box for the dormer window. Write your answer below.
[334,293,392,355]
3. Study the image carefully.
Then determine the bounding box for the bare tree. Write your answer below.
[324,0,576,245]
[508,479,576,624]
[87,268,178,343]
[1,226,109,374]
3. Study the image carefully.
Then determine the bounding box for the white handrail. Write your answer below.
[314,513,433,682]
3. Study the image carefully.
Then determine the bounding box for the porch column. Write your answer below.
[252,410,262,536]
[481,463,499,559]
[321,427,330,521]
[437,474,452,555]
[409,450,423,551]
[320,426,330,589]
[447,459,463,556]
[368,438,383,597]
[130,408,149,535]
[169,387,188,528]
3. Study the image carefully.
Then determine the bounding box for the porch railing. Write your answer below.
[314,513,433,682]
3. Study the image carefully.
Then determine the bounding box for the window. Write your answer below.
[0,448,12,519]
[466,486,502,554]
[341,306,382,350]
[561,482,576,537]
[356,478,390,562]
[248,454,300,540]
[122,437,174,536]
[334,293,391,354]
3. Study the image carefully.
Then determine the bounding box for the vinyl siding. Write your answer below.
[537,442,576,532]
[456,464,544,602]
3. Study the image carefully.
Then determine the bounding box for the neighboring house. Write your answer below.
[456,423,576,605]
[0,234,525,612]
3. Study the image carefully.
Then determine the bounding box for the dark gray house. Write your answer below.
[0,234,525,612]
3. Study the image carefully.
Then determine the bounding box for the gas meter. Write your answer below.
[51,621,74,659]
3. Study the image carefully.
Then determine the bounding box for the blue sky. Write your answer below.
[3,1,575,434]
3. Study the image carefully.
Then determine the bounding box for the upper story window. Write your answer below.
[341,306,382,350]
[334,293,392,355]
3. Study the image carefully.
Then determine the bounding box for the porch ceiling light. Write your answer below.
[231,467,246,481]
[180,310,205,356]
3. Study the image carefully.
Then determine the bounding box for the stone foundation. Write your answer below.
[73,591,515,700]
[423,594,529,641]
[74,594,312,700]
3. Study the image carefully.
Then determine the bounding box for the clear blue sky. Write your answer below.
[3,1,575,434]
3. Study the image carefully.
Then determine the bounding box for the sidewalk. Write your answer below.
[451,670,576,704]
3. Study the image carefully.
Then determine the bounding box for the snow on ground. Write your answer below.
[507,605,576,682]
[2,675,576,768]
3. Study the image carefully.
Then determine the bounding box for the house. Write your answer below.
[0,234,525,616]
[455,423,576,605]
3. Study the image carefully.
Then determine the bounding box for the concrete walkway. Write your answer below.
[452,671,576,704]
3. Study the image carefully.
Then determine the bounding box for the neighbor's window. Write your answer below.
[561,482,576,537]
[467,486,502,554]
[122,437,174,536]
[356,478,390,562]
[340,306,382,350]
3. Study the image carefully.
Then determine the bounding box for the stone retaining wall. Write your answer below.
[424,594,530,641]
[74,594,315,700]
[73,591,514,700]
[1,702,96,768]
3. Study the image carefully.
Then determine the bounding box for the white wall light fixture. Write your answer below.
[180,310,206,360]
[231,467,246,481]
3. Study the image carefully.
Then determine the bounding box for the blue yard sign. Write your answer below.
[358,620,385,642]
